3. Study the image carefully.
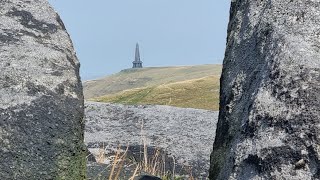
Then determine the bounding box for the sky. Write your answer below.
[48,0,231,80]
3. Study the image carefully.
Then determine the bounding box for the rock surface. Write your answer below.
[85,102,219,178]
[210,0,320,180]
[0,1,86,179]
[138,175,162,180]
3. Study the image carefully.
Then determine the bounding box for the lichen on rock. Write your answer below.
[0,0,86,179]
[210,0,320,179]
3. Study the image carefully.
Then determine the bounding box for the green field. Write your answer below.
[84,64,222,111]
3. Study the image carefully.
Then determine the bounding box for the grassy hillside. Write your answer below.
[83,64,222,99]
[90,75,220,111]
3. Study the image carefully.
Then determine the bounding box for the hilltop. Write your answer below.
[84,64,222,111]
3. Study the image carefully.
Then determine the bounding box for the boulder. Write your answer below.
[0,0,86,179]
[85,102,219,178]
[210,0,320,179]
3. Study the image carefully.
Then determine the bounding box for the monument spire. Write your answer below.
[132,43,143,68]
[135,43,140,62]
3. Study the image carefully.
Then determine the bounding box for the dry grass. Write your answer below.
[109,146,129,180]
[96,143,106,164]
[92,121,196,180]
[93,147,196,180]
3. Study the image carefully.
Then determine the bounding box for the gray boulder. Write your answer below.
[210,0,320,179]
[0,0,86,179]
[85,102,219,179]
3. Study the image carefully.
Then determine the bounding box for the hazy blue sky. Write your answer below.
[48,0,231,80]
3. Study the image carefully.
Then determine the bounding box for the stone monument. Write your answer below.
[132,43,143,68]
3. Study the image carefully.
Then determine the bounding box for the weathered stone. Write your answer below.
[0,0,86,179]
[210,0,320,179]
[138,175,162,180]
[85,102,218,179]
[86,148,96,163]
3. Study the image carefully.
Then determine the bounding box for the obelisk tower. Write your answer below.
[132,43,143,68]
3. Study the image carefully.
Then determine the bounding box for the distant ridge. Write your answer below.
[83,64,222,110]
